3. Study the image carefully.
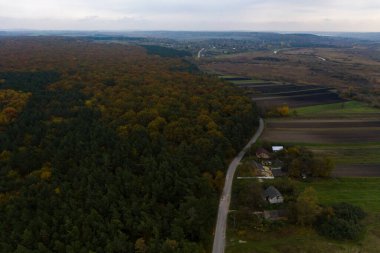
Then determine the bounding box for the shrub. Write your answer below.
[277,146,334,178]
[266,105,291,117]
[315,203,366,240]
[233,208,265,231]
[332,202,366,222]
[317,217,363,240]
[233,180,266,210]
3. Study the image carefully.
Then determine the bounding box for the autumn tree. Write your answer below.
[0,38,259,252]
[294,187,321,226]
[276,105,290,117]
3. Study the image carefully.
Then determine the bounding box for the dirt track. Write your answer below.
[333,164,380,177]
[262,119,380,143]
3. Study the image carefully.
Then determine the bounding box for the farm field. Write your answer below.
[202,46,380,98]
[251,88,333,98]
[334,164,380,177]
[255,93,344,109]
[226,178,380,253]
[220,74,380,177]
[220,76,345,109]
[261,119,380,176]
[220,76,252,81]
[231,79,271,85]
[292,101,380,119]
[261,119,380,143]
[276,142,380,168]
[299,178,380,212]
[247,84,330,94]
[265,119,380,129]
[266,102,380,176]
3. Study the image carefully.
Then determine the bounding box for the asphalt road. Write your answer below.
[212,118,264,253]
[198,48,205,59]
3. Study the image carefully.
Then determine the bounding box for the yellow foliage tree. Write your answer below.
[0,150,11,162]
[0,89,31,125]
[276,105,290,117]
[135,238,148,253]
[295,187,321,226]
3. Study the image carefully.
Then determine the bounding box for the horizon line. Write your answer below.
[1,29,380,34]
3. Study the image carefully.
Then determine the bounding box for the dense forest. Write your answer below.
[0,37,258,252]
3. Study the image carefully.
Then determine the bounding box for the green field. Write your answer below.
[227,227,364,253]
[227,178,380,253]
[292,101,380,118]
[312,145,380,165]
[219,75,241,79]
[231,79,268,84]
[299,178,380,212]
[219,75,267,84]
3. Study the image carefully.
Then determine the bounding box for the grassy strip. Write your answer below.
[219,75,240,79]
[218,75,267,84]
[231,79,268,84]
[312,147,380,165]
[291,101,380,118]
[276,142,380,165]
[226,227,357,253]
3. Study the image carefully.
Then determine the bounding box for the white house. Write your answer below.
[272,146,284,152]
[262,186,284,204]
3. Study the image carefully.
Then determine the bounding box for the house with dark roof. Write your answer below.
[252,161,265,172]
[262,186,284,204]
[256,148,271,159]
[250,161,273,178]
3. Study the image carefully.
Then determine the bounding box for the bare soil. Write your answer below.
[333,164,380,177]
[262,120,380,143]
[255,92,345,108]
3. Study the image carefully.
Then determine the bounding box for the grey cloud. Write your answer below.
[0,0,379,31]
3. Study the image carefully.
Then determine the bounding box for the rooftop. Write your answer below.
[272,146,284,152]
[263,186,282,198]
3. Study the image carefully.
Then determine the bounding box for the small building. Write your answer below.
[256,148,271,159]
[272,146,284,152]
[262,186,284,204]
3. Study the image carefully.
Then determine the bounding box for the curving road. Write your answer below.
[212,118,265,253]
[198,48,205,59]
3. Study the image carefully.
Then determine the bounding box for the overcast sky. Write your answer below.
[0,0,379,31]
